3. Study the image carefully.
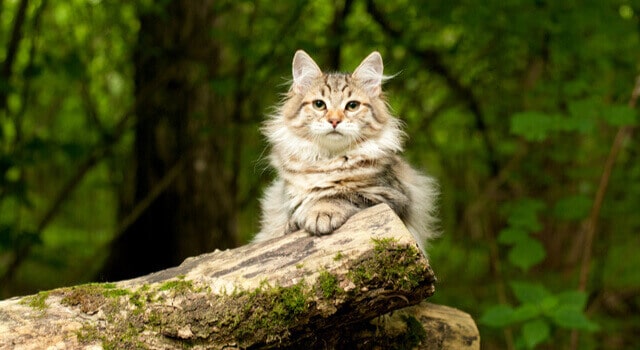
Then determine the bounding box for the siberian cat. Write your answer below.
[252,50,438,254]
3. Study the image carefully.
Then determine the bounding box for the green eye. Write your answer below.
[312,100,326,110]
[345,101,360,111]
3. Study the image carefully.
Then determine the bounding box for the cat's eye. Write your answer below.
[345,101,360,111]
[312,100,326,110]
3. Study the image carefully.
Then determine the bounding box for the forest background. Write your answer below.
[0,0,638,349]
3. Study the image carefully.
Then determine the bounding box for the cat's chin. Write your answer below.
[315,133,352,154]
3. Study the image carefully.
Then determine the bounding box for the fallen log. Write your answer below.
[0,204,479,349]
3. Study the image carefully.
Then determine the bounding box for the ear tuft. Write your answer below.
[352,52,384,97]
[292,50,322,94]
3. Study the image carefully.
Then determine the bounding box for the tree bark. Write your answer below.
[100,0,237,281]
[0,204,479,349]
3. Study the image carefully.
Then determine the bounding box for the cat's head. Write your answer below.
[269,50,402,158]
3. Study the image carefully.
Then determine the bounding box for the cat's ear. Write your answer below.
[292,50,322,94]
[352,51,384,97]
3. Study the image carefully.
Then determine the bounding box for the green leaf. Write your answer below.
[522,319,551,349]
[497,228,528,245]
[510,281,552,304]
[4,166,20,182]
[539,295,560,314]
[553,195,592,221]
[549,306,599,331]
[603,104,637,127]
[554,290,588,310]
[479,304,515,328]
[510,111,554,141]
[511,303,541,323]
[502,199,546,232]
[565,98,600,133]
[567,98,600,120]
[508,237,546,271]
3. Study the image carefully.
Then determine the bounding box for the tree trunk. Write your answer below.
[100,0,237,281]
[0,204,479,349]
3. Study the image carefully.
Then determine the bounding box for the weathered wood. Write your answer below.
[0,204,477,349]
[371,302,480,350]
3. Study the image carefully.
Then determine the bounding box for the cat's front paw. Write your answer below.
[302,201,358,236]
[304,209,349,236]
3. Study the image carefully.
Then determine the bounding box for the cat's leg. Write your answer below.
[253,179,289,242]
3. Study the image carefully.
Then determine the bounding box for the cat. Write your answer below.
[252,50,438,254]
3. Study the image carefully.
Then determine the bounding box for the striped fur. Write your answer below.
[253,51,438,254]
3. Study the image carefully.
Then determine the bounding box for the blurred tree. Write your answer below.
[99,0,238,280]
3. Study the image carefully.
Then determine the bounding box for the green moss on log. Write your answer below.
[20,290,50,310]
[349,237,430,291]
[317,270,340,298]
[56,238,432,349]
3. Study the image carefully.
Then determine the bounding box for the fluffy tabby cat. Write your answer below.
[253,50,438,254]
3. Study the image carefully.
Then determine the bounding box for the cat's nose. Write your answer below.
[328,118,342,128]
[327,111,344,128]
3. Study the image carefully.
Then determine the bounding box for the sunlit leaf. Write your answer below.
[549,305,599,331]
[510,111,554,141]
[567,98,600,120]
[510,281,552,304]
[479,304,515,327]
[508,238,546,271]
[554,290,588,311]
[511,303,541,323]
[522,319,551,349]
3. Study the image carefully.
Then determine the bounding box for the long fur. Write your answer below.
[253,51,438,255]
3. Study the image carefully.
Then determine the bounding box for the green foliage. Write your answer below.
[480,282,598,348]
[1,0,639,348]
[511,101,638,142]
[522,320,550,350]
[510,111,566,142]
[0,0,135,295]
[498,228,546,272]
[482,198,599,347]
[497,199,546,272]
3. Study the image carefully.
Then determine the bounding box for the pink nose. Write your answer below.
[328,118,341,128]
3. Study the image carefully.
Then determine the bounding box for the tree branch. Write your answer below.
[0,0,29,111]
[570,76,640,350]
[12,0,48,142]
